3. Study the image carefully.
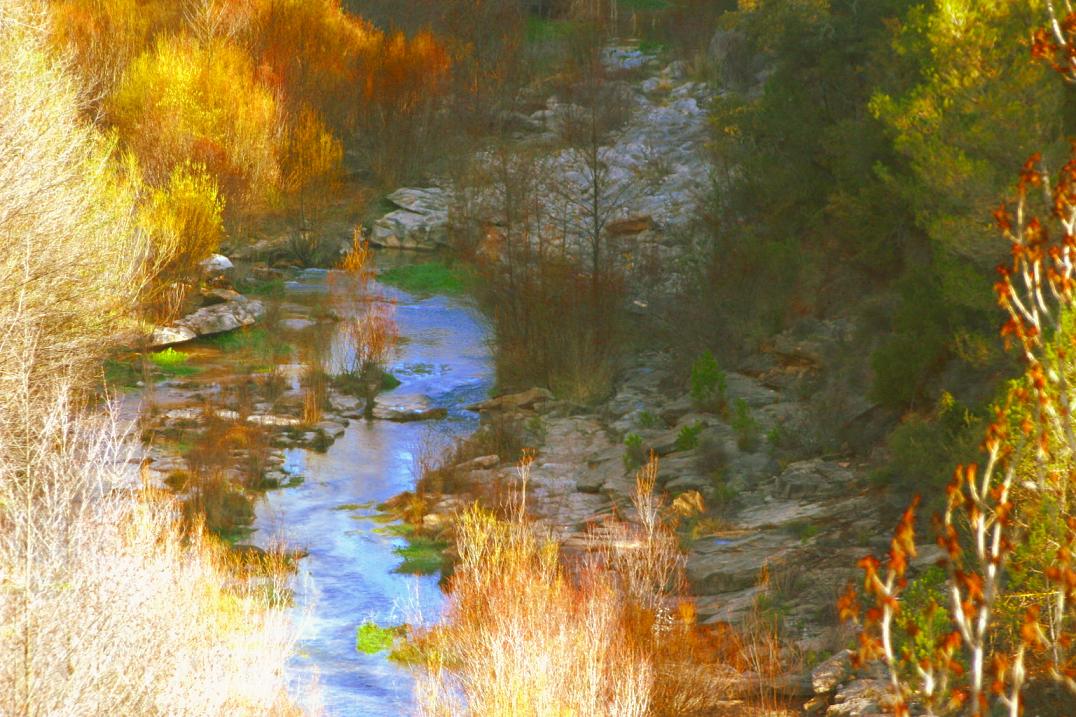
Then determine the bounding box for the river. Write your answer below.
[253,261,491,715]
[128,255,492,716]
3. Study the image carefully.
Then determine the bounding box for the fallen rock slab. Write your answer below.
[369,187,450,251]
[151,295,265,347]
[467,387,554,412]
[373,395,448,422]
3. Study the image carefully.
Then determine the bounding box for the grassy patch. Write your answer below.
[393,534,449,575]
[235,277,286,297]
[149,348,201,377]
[378,261,473,296]
[206,327,290,360]
[526,16,579,44]
[333,502,373,512]
[618,0,670,10]
[637,38,668,55]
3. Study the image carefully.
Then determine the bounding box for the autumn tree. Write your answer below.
[109,35,281,223]
[137,161,226,320]
[47,0,181,106]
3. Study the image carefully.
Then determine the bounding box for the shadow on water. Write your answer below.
[254,260,493,716]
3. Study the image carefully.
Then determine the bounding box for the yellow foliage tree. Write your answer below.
[138,161,226,318]
[109,35,281,221]
[48,0,180,104]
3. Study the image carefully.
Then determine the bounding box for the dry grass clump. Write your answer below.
[410,457,746,717]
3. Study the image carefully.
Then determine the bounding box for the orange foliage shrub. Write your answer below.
[278,105,344,223]
[48,0,180,101]
[245,0,378,128]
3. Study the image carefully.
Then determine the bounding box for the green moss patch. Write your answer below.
[356,621,403,655]
[149,348,202,377]
[206,327,290,361]
[393,534,448,575]
[378,261,473,296]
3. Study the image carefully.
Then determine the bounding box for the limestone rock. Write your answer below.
[467,387,554,413]
[369,187,450,251]
[373,395,448,422]
[200,253,234,275]
[150,325,196,347]
[455,454,499,471]
[826,679,891,717]
[811,650,852,695]
[150,295,265,347]
[774,459,855,500]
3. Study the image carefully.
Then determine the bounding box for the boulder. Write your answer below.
[811,650,852,695]
[247,414,302,428]
[826,679,891,717]
[373,395,448,422]
[467,387,554,413]
[150,325,196,347]
[201,288,241,305]
[601,45,654,71]
[200,253,234,275]
[369,187,450,251]
[150,295,265,347]
[385,187,450,215]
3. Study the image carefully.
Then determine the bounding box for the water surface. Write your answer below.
[254,263,492,715]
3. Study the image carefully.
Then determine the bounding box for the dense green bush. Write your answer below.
[623,432,646,470]
[689,351,726,411]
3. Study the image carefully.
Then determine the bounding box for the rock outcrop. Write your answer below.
[369,187,450,251]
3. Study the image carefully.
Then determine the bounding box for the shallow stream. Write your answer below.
[259,262,491,715]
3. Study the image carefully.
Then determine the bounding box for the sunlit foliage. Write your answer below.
[137,161,226,316]
[109,35,281,218]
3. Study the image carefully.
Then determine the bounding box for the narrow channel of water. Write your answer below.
[252,264,492,716]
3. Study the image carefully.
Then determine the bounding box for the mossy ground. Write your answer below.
[377,261,474,296]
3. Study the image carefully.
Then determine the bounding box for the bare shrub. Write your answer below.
[0,8,300,715]
[410,456,739,716]
[0,379,298,716]
[0,2,150,384]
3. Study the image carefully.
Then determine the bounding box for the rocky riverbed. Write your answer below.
[361,44,912,717]
[121,41,912,716]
